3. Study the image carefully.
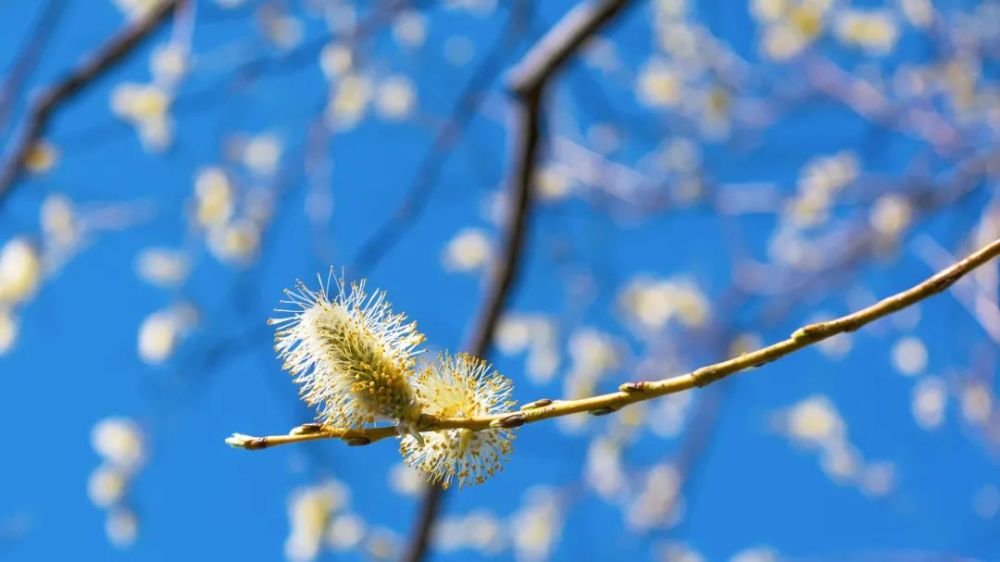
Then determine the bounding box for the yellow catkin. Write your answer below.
[400,353,516,488]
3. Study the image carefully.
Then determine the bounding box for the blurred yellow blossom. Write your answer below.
[285,481,345,562]
[900,0,933,28]
[135,248,189,287]
[442,227,491,273]
[751,0,787,22]
[0,238,42,305]
[891,336,927,376]
[960,383,993,425]
[620,277,710,331]
[326,513,366,551]
[110,82,173,150]
[859,461,897,497]
[757,0,832,60]
[628,463,682,530]
[912,376,946,429]
[870,194,912,238]
[150,43,187,86]
[393,11,427,48]
[320,43,353,80]
[194,167,234,229]
[0,308,16,355]
[637,61,681,107]
[327,74,373,130]
[40,194,79,248]
[92,417,145,470]
[105,507,139,548]
[242,134,283,175]
[510,488,562,562]
[388,463,425,497]
[211,226,257,265]
[88,465,128,508]
[834,10,899,54]
[111,82,170,121]
[534,164,574,201]
[731,547,780,562]
[585,437,627,499]
[112,0,163,20]
[375,76,417,120]
[137,304,197,364]
[262,12,303,50]
[779,395,844,445]
[659,543,704,562]
[820,440,861,483]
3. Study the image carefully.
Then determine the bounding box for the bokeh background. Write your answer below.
[1,0,999,561]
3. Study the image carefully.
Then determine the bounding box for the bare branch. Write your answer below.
[0,0,182,212]
[0,0,67,135]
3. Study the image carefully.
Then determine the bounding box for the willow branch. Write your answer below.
[0,0,182,212]
[228,235,1000,451]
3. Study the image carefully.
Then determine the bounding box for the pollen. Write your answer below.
[271,272,425,428]
[400,353,517,489]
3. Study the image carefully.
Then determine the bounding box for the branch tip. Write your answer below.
[225,433,265,450]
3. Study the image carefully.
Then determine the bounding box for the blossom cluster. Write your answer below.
[267,273,516,488]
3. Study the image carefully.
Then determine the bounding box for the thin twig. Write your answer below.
[0,0,67,136]
[0,0,182,212]
[229,235,1000,448]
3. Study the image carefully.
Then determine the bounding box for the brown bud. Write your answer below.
[290,423,325,435]
[520,399,553,410]
[618,381,647,393]
[491,413,525,429]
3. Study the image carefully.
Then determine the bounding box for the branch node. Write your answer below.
[344,436,372,447]
[491,413,526,428]
[589,406,617,416]
[618,381,648,393]
[792,326,818,340]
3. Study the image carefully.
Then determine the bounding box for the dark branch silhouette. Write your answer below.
[0,0,68,136]
[401,2,635,561]
[0,0,182,213]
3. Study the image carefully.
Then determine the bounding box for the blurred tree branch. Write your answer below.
[0,0,67,136]
[0,0,182,212]
[402,2,636,561]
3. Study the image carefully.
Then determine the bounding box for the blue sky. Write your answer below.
[0,1,998,561]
